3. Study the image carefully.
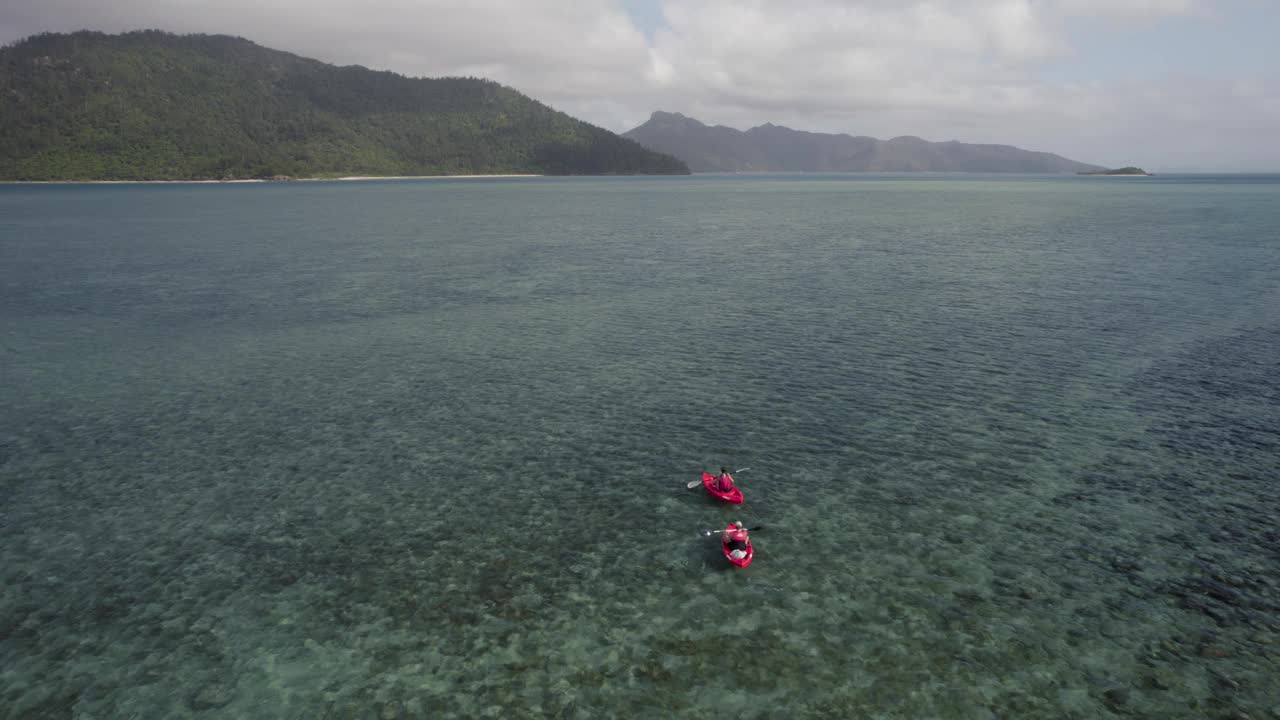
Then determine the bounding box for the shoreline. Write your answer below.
[322,174,542,181]
[1,174,544,185]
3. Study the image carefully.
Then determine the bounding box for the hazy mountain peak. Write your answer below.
[624,113,1104,173]
[647,110,700,125]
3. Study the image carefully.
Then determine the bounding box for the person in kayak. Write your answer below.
[714,467,735,493]
[722,521,750,560]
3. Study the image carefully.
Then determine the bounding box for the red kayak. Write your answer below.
[721,523,754,568]
[701,472,743,504]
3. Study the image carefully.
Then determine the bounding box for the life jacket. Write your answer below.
[718,474,733,491]
[732,529,747,543]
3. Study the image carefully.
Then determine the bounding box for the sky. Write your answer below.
[3,0,1278,171]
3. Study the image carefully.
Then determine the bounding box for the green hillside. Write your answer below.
[0,31,689,180]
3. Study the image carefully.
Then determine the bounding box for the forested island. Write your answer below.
[0,31,689,181]
[623,111,1107,174]
[1078,167,1151,176]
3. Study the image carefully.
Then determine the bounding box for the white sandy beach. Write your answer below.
[325,174,542,181]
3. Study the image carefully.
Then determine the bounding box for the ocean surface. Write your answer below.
[1,174,1277,719]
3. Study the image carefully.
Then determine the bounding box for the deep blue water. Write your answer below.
[2,174,1278,718]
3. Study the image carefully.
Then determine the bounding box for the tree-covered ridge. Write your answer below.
[0,31,689,180]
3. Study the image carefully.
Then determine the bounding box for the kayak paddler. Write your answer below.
[714,467,735,493]
[721,521,750,560]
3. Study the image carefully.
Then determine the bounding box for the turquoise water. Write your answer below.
[1,175,1277,719]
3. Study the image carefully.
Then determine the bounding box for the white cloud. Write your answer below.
[1051,0,1200,19]
[1,0,1276,169]
[1,1,651,96]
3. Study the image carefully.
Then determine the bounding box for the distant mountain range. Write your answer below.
[0,31,689,181]
[624,111,1105,174]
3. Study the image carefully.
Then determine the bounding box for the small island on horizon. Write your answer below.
[1078,166,1152,176]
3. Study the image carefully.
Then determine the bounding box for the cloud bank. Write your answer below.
[3,0,1277,170]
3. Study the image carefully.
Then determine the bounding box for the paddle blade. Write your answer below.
[686,479,702,489]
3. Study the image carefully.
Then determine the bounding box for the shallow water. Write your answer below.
[2,174,1278,719]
